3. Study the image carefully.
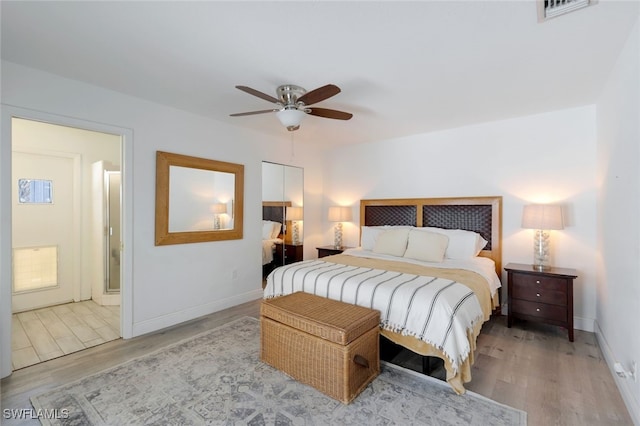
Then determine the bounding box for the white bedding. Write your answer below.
[262,238,281,265]
[343,248,502,298]
[264,249,500,373]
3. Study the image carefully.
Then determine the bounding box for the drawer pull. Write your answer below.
[536,308,540,312]
[536,293,541,297]
[536,280,541,284]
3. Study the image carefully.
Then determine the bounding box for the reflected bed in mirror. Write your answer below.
[155,151,244,245]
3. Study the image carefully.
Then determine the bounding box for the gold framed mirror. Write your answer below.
[155,151,244,245]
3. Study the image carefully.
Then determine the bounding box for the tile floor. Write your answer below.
[11,300,120,370]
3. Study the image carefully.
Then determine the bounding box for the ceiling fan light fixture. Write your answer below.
[276,108,306,131]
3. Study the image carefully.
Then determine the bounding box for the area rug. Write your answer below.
[31,316,527,425]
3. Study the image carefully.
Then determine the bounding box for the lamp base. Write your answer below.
[292,222,300,245]
[333,222,343,250]
[533,263,551,272]
[532,229,550,269]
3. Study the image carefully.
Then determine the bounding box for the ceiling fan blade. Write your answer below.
[307,107,353,120]
[297,84,341,106]
[230,109,279,117]
[235,86,279,104]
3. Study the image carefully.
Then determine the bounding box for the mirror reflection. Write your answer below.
[262,162,303,278]
[155,151,244,245]
[168,166,235,232]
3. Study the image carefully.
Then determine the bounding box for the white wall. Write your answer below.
[0,61,326,377]
[321,105,598,331]
[596,17,640,424]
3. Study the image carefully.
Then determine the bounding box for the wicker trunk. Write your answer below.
[260,292,380,404]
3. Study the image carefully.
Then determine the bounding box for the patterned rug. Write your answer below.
[31,316,527,425]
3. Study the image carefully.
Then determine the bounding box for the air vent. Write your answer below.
[538,0,595,21]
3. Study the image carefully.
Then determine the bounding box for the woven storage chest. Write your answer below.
[260,292,380,404]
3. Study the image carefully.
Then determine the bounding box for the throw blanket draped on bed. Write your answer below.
[264,254,496,395]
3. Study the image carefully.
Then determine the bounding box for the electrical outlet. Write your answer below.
[614,362,627,378]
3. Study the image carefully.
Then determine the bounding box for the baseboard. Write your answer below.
[131,289,263,337]
[574,315,594,332]
[595,320,640,425]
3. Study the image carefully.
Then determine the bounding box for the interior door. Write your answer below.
[12,151,76,312]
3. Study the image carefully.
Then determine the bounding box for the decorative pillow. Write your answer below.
[360,226,389,250]
[421,227,488,259]
[262,221,275,239]
[270,222,282,239]
[372,228,410,257]
[403,230,449,263]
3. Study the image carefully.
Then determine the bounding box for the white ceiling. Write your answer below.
[2,1,638,148]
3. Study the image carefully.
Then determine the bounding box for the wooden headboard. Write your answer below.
[360,196,502,276]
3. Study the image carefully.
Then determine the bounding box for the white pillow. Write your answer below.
[372,228,410,257]
[421,227,488,259]
[361,225,414,250]
[262,221,275,239]
[403,230,449,263]
[270,222,282,239]
[360,226,389,250]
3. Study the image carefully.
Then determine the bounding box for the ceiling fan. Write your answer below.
[230,84,353,131]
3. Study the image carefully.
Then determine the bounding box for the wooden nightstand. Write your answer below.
[505,263,578,342]
[316,246,352,258]
[275,243,303,265]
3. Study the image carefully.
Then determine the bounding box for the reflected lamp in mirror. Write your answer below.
[328,206,352,249]
[286,206,303,245]
[521,204,564,270]
[211,203,227,230]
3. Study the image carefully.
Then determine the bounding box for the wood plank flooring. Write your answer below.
[1,299,633,425]
[11,301,120,370]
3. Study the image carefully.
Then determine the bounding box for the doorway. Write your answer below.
[9,117,122,370]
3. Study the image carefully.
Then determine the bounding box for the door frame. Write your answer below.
[0,106,134,378]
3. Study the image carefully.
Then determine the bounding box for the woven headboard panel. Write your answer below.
[364,205,417,226]
[263,205,285,224]
[422,205,493,250]
[360,196,502,275]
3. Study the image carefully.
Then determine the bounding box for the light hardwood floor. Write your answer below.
[11,301,120,370]
[1,299,633,426]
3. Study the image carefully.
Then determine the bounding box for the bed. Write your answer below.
[264,196,502,394]
[262,202,289,276]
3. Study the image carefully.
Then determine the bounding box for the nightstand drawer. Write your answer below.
[512,273,568,292]
[511,299,567,323]
[511,275,567,306]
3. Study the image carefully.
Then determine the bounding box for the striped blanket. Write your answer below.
[264,255,489,373]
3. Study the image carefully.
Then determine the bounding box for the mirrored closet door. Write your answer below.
[262,162,303,278]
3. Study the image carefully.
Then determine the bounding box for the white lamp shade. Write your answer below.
[211,203,227,214]
[522,204,564,230]
[276,109,306,129]
[328,206,352,222]
[286,206,303,221]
